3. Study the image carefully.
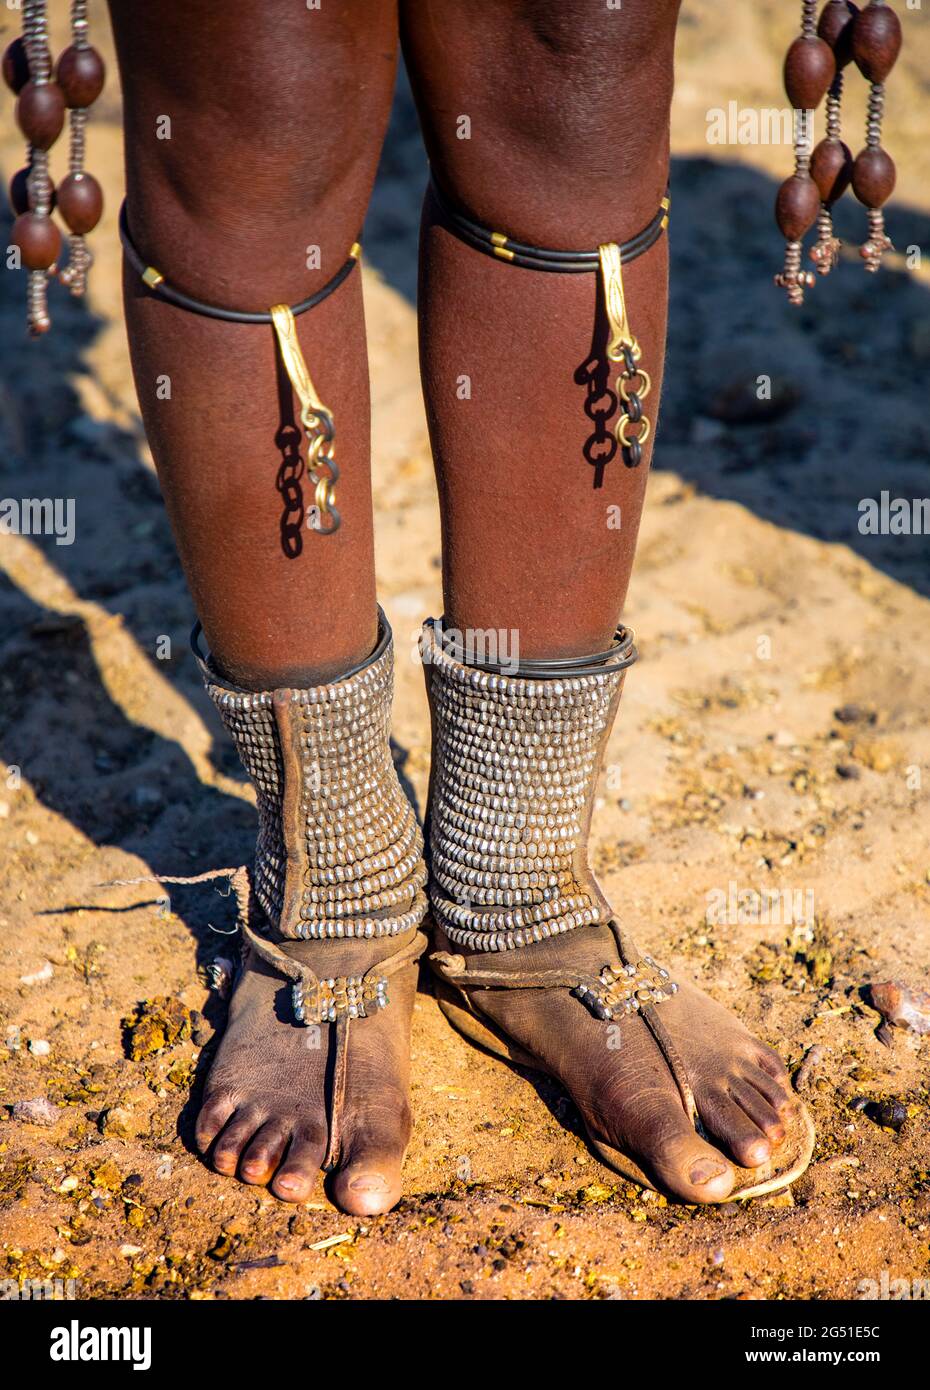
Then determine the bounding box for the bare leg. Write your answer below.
[110,1,417,1213]
[111,0,393,686]
[406,0,803,1202]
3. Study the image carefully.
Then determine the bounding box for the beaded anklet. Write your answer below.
[119,201,361,535]
[429,178,670,474]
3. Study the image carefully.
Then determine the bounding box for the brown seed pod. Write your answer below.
[784,35,836,109]
[12,211,62,270]
[776,174,822,240]
[55,44,105,109]
[852,146,896,207]
[9,165,57,217]
[2,36,30,94]
[851,1,902,83]
[810,137,854,203]
[57,172,103,234]
[15,80,66,151]
[817,0,860,69]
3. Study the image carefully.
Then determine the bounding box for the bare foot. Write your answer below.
[194,933,418,1215]
[438,922,800,1203]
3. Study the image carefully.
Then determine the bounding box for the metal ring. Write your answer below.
[616,414,651,449]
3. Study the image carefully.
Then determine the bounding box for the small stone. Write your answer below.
[99,1106,137,1139]
[870,1099,907,1133]
[868,980,930,1036]
[19,960,54,986]
[28,1038,51,1057]
[836,763,861,780]
[12,1096,60,1126]
[834,703,871,724]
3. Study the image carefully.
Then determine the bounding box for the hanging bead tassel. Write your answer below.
[851,0,901,271]
[10,0,62,335]
[775,1,836,303]
[55,0,105,296]
[4,0,104,333]
[809,1,857,274]
[774,0,902,300]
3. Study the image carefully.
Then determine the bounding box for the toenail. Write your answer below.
[349,1173,388,1192]
[276,1177,303,1194]
[690,1158,728,1185]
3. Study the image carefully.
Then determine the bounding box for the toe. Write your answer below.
[212,1107,265,1177]
[195,1091,236,1154]
[240,1121,289,1185]
[748,1059,794,1113]
[756,1044,792,1087]
[270,1126,327,1203]
[329,1109,409,1216]
[729,1078,786,1145]
[700,1088,774,1169]
[616,1092,736,1203]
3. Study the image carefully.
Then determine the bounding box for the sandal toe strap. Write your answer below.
[430,947,677,1021]
[244,920,428,1026]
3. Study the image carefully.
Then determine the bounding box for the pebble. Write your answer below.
[871,1098,907,1133]
[19,960,54,986]
[868,980,930,1037]
[28,1038,51,1057]
[12,1096,60,1126]
[99,1106,135,1138]
[834,703,873,725]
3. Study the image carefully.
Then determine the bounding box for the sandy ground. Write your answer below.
[1,3,928,1301]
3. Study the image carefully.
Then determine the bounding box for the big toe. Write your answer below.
[329,1108,409,1216]
[619,1097,736,1204]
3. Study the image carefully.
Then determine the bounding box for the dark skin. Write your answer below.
[109,0,801,1212]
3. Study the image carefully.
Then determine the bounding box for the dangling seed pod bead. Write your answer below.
[56,0,104,295]
[809,1,857,273]
[11,0,59,335]
[776,1,835,303]
[851,0,901,271]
